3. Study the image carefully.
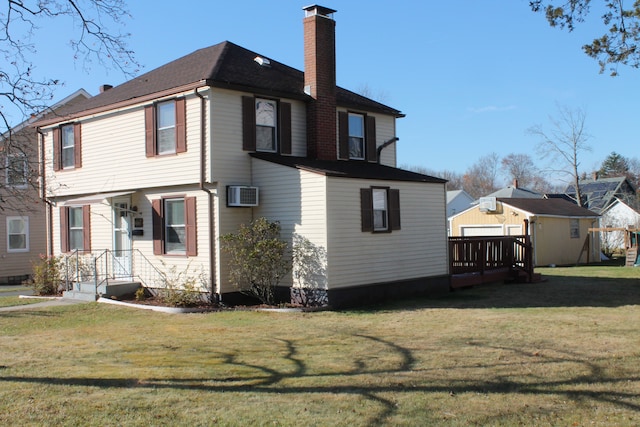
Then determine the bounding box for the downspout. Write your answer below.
[194,88,218,303]
[37,127,54,257]
[376,137,399,164]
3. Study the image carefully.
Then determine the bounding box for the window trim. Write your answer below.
[53,122,82,171]
[60,205,91,253]
[348,112,365,160]
[360,187,401,233]
[255,98,278,153]
[242,96,292,155]
[6,216,29,253]
[338,111,377,162]
[152,196,197,256]
[145,98,186,157]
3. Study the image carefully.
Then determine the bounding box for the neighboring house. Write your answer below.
[599,198,640,252]
[446,189,474,218]
[449,198,600,266]
[485,180,542,199]
[565,174,637,214]
[34,5,449,308]
[0,89,91,285]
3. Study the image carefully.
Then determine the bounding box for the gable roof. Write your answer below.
[564,176,636,213]
[499,198,599,217]
[250,153,447,183]
[486,185,542,199]
[35,41,402,126]
[447,189,474,204]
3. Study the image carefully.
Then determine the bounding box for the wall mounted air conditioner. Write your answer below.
[478,196,497,212]
[227,185,259,207]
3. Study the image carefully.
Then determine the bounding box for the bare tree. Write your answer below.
[1,0,138,208]
[528,105,592,206]
[500,152,553,193]
[462,152,500,199]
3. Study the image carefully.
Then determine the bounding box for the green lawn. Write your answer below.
[0,266,639,426]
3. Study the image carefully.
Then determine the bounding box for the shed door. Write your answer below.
[460,225,503,237]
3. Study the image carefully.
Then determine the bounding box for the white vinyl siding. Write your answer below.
[251,159,329,290]
[44,92,203,197]
[326,178,447,290]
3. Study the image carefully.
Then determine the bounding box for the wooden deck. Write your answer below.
[449,235,536,289]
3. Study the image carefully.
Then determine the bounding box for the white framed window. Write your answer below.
[61,124,75,169]
[255,98,277,152]
[157,100,177,155]
[348,113,365,160]
[68,207,85,250]
[5,154,28,187]
[164,198,186,254]
[372,188,388,231]
[7,216,29,252]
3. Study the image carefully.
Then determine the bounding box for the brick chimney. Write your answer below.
[303,5,337,160]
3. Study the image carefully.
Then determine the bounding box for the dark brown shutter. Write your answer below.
[338,111,349,160]
[279,102,292,155]
[175,98,187,153]
[152,199,163,255]
[145,105,156,157]
[60,207,69,252]
[74,123,82,168]
[389,189,401,231]
[242,96,256,151]
[185,196,197,256]
[82,205,91,252]
[365,115,377,163]
[360,188,373,232]
[53,128,61,171]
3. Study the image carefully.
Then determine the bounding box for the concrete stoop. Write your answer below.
[63,281,141,301]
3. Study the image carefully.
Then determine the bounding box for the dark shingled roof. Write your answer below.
[38,41,402,123]
[564,176,636,213]
[499,198,599,217]
[250,153,447,183]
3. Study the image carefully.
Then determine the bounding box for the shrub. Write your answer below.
[29,255,63,296]
[220,217,289,306]
[158,263,205,307]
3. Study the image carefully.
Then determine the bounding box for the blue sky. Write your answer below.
[20,1,640,183]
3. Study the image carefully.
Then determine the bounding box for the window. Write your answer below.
[152,196,197,256]
[372,188,388,231]
[59,205,91,252]
[338,111,377,161]
[157,101,177,154]
[5,154,28,187]
[7,217,29,252]
[61,125,75,168]
[570,219,580,239]
[242,96,292,155]
[348,113,365,160]
[53,123,82,171]
[255,98,277,152]
[145,98,186,157]
[360,187,401,233]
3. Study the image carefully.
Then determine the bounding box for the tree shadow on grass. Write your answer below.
[379,273,640,310]
[1,335,639,424]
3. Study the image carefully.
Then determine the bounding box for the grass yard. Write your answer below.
[0,265,639,426]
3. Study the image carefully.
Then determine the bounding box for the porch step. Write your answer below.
[63,281,141,301]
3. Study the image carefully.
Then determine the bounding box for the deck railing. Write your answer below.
[449,235,533,281]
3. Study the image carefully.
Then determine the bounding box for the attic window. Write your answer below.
[254,56,271,67]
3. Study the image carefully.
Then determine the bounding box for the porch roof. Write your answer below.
[58,191,135,206]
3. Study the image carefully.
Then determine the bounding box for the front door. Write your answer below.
[112,197,133,278]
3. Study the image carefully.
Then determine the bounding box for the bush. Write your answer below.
[29,255,64,296]
[158,263,205,307]
[220,217,289,306]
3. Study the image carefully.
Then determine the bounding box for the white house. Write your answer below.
[600,198,640,252]
[34,5,449,308]
[446,189,474,219]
